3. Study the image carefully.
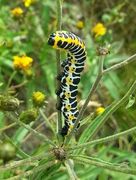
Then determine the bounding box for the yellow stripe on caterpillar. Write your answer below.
[66,76,73,85]
[53,31,85,49]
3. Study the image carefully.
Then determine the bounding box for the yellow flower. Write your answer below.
[92,23,107,37]
[13,55,33,70]
[32,91,45,107]
[23,0,33,7]
[96,107,105,115]
[76,20,84,29]
[11,7,24,17]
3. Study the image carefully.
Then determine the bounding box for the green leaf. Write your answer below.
[126,95,135,109]
[76,102,117,154]
[0,112,4,128]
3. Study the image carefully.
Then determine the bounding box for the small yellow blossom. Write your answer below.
[76,20,84,29]
[32,91,45,107]
[11,7,24,17]
[23,0,33,7]
[13,55,33,70]
[24,69,33,78]
[96,107,105,115]
[92,23,107,37]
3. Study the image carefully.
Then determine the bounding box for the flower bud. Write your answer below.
[0,142,16,162]
[32,91,45,107]
[19,108,38,124]
[0,95,20,111]
[24,69,33,79]
[96,107,105,115]
[97,46,110,56]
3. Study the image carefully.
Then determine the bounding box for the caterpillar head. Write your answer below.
[48,31,68,49]
[48,32,56,46]
[48,31,85,50]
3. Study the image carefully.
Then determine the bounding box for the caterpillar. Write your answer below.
[48,31,86,136]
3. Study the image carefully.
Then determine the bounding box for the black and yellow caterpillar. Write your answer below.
[48,31,86,136]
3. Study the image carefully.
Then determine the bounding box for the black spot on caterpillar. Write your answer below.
[48,31,86,136]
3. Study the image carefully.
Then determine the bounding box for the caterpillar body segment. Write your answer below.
[48,31,86,136]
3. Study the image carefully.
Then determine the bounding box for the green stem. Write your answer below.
[65,159,78,180]
[72,155,136,175]
[6,160,55,180]
[68,125,136,150]
[17,120,56,147]
[87,80,136,140]
[6,71,17,91]
[8,113,56,147]
[10,80,28,89]
[56,0,62,135]
[39,109,55,134]
[7,170,33,180]
[103,53,136,74]
[64,55,105,145]
[5,134,30,159]
[0,122,17,133]
[0,152,51,172]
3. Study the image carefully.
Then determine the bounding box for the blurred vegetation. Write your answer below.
[0,0,136,179]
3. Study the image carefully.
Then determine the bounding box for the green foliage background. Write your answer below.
[0,0,136,179]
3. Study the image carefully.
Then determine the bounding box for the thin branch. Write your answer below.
[65,159,79,180]
[56,0,62,134]
[17,120,56,147]
[103,53,136,74]
[5,135,30,158]
[0,122,17,133]
[5,71,17,91]
[8,113,56,147]
[6,161,55,180]
[86,80,136,140]
[10,80,28,89]
[39,109,55,134]
[64,55,105,145]
[0,152,51,172]
[7,170,32,180]
[68,125,136,150]
[72,155,136,175]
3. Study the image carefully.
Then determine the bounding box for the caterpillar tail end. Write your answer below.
[60,125,69,137]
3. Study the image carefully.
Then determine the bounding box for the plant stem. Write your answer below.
[10,80,28,89]
[39,109,55,134]
[8,113,56,147]
[17,120,56,147]
[56,0,62,134]
[72,155,136,175]
[6,161,55,180]
[6,71,17,91]
[5,134,30,158]
[87,80,136,140]
[103,53,136,74]
[7,170,33,180]
[0,122,17,133]
[0,152,51,172]
[68,125,136,150]
[64,55,105,145]
[65,159,79,180]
